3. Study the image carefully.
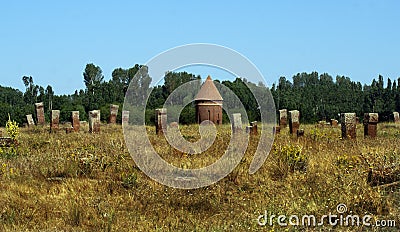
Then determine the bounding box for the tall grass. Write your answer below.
[0,123,399,231]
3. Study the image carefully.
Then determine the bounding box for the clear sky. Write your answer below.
[0,1,399,95]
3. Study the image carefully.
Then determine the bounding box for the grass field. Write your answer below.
[0,123,399,231]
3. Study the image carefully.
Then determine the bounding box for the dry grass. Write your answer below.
[0,123,399,231]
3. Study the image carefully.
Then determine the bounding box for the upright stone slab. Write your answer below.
[89,110,101,133]
[250,121,258,135]
[169,122,179,128]
[341,113,356,139]
[246,126,252,134]
[394,112,399,124]
[65,127,74,134]
[331,119,338,127]
[288,110,300,134]
[35,102,45,125]
[122,110,130,124]
[364,113,378,138]
[274,126,280,134]
[279,109,287,128]
[71,111,80,132]
[50,110,60,132]
[297,129,304,137]
[155,108,167,135]
[109,104,119,124]
[26,114,35,127]
[232,113,242,133]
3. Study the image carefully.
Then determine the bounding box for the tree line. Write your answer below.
[271,72,400,123]
[0,64,399,125]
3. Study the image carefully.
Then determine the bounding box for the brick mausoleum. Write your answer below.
[194,76,223,125]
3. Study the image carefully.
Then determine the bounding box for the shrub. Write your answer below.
[269,143,307,179]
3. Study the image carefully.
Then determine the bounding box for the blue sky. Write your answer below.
[0,1,399,94]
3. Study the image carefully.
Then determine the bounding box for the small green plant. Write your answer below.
[281,143,307,172]
[310,127,324,141]
[121,172,137,189]
[2,114,20,156]
[269,143,308,179]
[6,114,19,141]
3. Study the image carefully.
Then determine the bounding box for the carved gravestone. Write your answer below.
[109,104,119,124]
[122,110,130,124]
[274,126,280,134]
[35,102,45,125]
[279,109,287,128]
[72,111,80,132]
[26,114,35,127]
[341,113,356,139]
[250,121,258,135]
[155,108,167,135]
[232,113,242,133]
[394,112,399,124]
[364,113,378,138]
[331,119,338,127]
[297,129,304,137]
[65,127,74,134]
[246,126,252,134]
[50,110,60,132]
[169,122,179,128]
[288,110,300,134]
[89,110,101,133]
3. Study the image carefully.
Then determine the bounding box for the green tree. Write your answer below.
[83,63,104,110]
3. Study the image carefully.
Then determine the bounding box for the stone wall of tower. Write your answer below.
[195,101,223,125]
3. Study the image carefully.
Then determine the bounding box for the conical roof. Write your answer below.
[194,76,223,101]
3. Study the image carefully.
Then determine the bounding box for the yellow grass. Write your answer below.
[0,123,399,231]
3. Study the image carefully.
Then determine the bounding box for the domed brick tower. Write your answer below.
[194,76,223,125]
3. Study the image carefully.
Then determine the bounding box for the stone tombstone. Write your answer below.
[274,126,280,134]
[122,110,130,124]
[331,119,338,127]
[89,110,101,133]
[364,113,378,138]
[394,112,399,124]
[65,127,74,134]
[279,109,287,128]
[26,114,35,127]
[232,113,242,133]
[246,125,252,134]
[297,129,304,137]
[250,121,258,135]
[50,110,60,132]
[318,121,325,128]
[288,110,300,134]
[71,111,80,132]
[169,122,179,128]
[341,113,356,139]
[35,102,45,125]
[109,104,119,124]
[155,108,167,135]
